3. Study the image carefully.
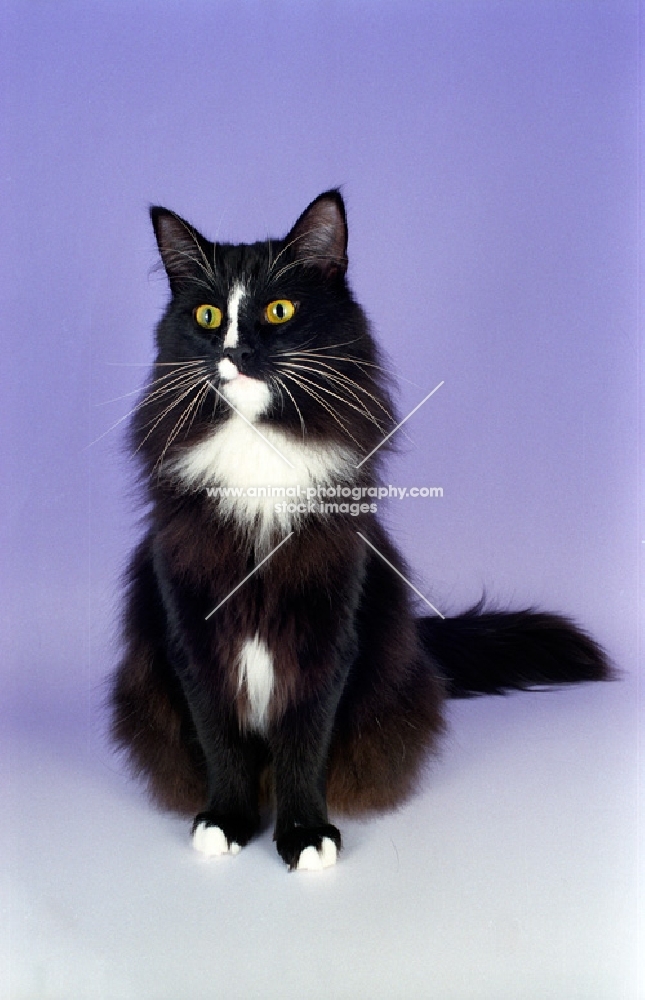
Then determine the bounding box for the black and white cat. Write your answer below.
[110,191,609,871]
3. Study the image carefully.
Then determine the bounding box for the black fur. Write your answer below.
[110,191,610,869]
[417,601,609,698]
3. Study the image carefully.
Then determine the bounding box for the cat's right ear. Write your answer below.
[150,207,213,293]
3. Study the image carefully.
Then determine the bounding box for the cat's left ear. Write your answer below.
[285,190,348,276]
[150,207,213,293]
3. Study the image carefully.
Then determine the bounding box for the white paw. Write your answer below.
[192,822,241,858]
[296,837,338,871]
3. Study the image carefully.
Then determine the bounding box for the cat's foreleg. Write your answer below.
[187,687,263,857]
[190,726,264,857]
[164,639,264,856]
[270,696,344,871]
[153,552,263,857]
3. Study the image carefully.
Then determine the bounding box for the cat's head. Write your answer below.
[135,192,394,479]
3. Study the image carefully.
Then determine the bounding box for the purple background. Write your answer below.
[1,2,641,995]
[2,0,638,719]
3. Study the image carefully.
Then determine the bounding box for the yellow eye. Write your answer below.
[194,304,223,329]
[265,299,296,325]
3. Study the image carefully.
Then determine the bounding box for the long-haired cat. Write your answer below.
[110,191,609,870]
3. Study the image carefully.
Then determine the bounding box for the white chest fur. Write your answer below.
[170,408,356,535]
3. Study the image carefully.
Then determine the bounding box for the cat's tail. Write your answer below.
[416,601,612,698]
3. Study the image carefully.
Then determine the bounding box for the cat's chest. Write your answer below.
[170,416,356,533]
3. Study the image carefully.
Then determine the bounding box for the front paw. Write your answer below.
[275,824,341,871]
[192,811,258,858]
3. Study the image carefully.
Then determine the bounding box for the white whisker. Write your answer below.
[275,363,387,434]
[274,348,392,379]
[276,358,395,423]
[97,362,208,405]
[135,374,211,455]
[154,378,211,476]
[277,369,363,449]
[272,374,307,438]
[102,360,208,368]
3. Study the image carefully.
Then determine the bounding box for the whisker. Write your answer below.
[272,337,364,355]
[275,364,387,434]
[97,363,207,405]
[85,409,139,450]
[285,349,420,389]
[276,349,390,378]
[272,374,306,438]
[268,375,284,412]
[277,369,363,449]
[130,369,211,420]
[151,359,209,366]
[86,369,206,448]
[154,378,211,476]
[276,361,379,420]
[135,376,210,455]
[277,358,395,422]
[186,380,214,436]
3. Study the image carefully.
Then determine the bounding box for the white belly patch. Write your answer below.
[238,634,274,732]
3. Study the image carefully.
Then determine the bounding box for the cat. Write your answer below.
[110,190,610,871]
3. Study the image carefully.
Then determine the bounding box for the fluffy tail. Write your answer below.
[416,602,611,698]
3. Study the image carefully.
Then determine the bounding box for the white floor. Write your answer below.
[2,673,640,1000]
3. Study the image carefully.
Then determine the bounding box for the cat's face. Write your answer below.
[134,192,394,482]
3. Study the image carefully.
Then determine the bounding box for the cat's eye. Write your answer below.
[194,304,223,330]
[265,299,296,325]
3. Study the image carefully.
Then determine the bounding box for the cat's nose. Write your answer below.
[222,345,252,368]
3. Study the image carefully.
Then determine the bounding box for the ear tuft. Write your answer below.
[150,207,213,291]
[285,191,348,274]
